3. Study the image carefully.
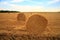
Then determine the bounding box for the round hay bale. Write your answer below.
[26,14,48,35]
[17,13,26,22]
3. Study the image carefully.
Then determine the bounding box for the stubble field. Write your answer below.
[0,12,60,40]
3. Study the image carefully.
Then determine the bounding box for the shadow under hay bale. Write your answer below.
[26,14,48,36]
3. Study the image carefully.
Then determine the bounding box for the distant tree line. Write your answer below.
[0,10,20,13]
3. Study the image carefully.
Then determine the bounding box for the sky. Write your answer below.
[0,0,60,12]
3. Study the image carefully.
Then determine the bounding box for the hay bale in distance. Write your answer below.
[17,13,26,25]
[17,13,26,22]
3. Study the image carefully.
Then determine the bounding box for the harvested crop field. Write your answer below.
[0,12,60,40]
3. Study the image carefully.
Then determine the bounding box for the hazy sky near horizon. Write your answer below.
[0,0,60,12]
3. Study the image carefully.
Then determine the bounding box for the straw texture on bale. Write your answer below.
[26,14,48,35]
[17,13,26,22]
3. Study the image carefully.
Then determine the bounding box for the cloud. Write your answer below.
[6,4,44,12]
[0,2,44,12]
[1,3,60,12]
[0,8,4,10]
[27,0,43,5]
[0,1,60,12]
[44,7,60,12]
[0,1,44,12]
[11,0,43,4]
[48,0,60,4]
[0,1,8,5]
[11,0,25,2]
